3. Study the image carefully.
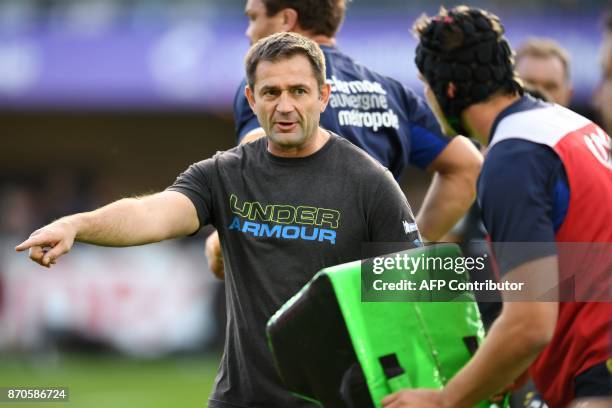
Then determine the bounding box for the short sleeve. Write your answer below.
[367,169,421,244]
[401,87,450,169]
[166,159,215,230]
[233,79,262,142]
[478,139,562,274]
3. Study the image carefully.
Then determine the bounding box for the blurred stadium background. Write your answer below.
[0,0,608,407]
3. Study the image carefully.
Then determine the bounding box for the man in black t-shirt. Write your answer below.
[16,32,420,408]
[204,0,483,280]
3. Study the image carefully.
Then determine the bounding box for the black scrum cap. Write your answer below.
[415,7,523,134]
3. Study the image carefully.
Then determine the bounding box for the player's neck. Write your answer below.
[310,35,335,47]
[293,28,335,47]
[267,128,331,158]
[461,93,521,146]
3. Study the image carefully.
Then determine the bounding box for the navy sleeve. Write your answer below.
[166,159,216,231]
[233,79,261,143]
[478,139,563,274]
[401,87,450,169]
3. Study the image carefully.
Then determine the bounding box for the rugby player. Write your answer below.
[382,6,611,408]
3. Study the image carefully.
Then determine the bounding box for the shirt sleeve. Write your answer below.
[367,169,422,244]
[166,158,216,231]
[401,86,451,169]
[478,139,563,275]
[233,79,262,143]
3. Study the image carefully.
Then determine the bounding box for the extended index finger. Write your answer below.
[15,234,50,252]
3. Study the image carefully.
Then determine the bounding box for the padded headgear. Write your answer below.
[415,7,523,135]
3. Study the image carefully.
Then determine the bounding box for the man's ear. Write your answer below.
[319,83,331,112]
[245,85,256,112]
[280,8,298,31]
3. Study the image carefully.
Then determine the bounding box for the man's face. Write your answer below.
[594,34,612,133]
[245,0,285,44]
[516,55,572,106]
[245,54,330,150]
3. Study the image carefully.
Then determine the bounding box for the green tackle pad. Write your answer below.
[267,243,504,408]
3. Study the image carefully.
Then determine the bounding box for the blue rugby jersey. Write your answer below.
[233,45,450,180]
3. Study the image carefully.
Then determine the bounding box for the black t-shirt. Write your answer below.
[168,133,420,407]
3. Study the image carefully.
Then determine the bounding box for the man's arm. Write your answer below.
[438,259,559,407]
[417,136,482,242]
[15,191,199,267]
[382,256,559,408]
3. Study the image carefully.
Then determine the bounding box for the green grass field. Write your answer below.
[0,353,220,408]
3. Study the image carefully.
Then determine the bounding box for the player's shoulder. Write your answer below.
[481,139,561,195]
[324,46,405,91]
[487,137,552,159]
[330,133,391,177]
[207,138,265,166]
[491,98,591,149]
[485,138,556,167]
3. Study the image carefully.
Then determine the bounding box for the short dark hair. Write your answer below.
[516,38,571,81]
[262,0,348,38]
[413,6,522,133]
[245,32,326,91]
